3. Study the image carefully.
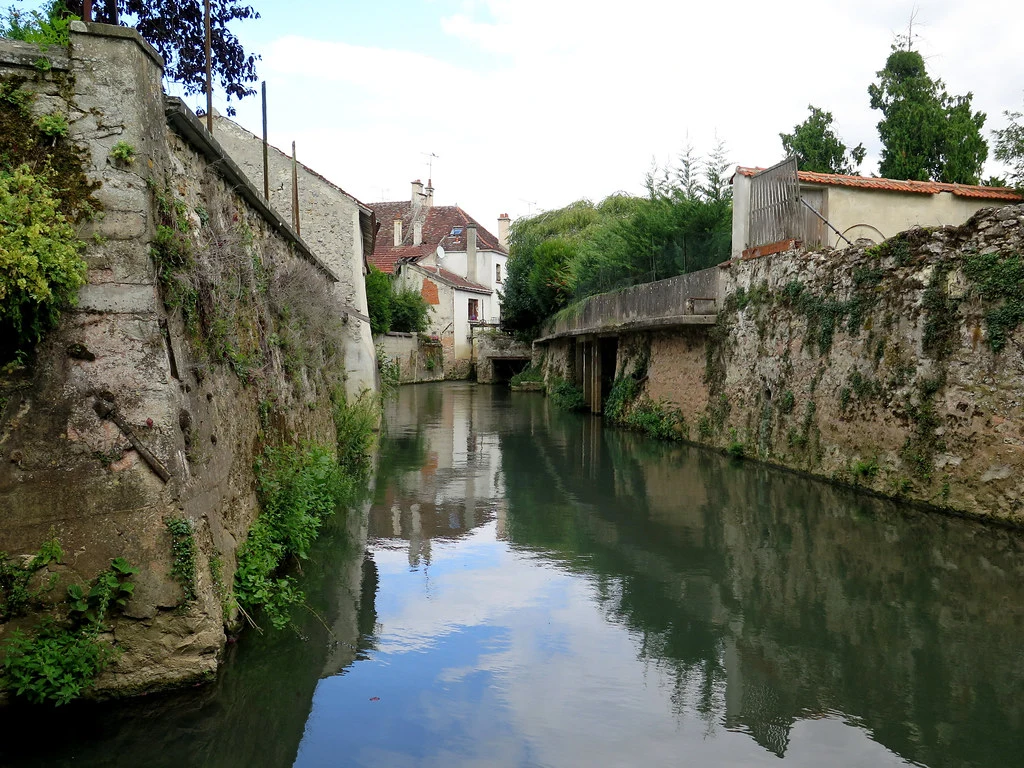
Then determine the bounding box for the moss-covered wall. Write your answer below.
[0,23,366,700]
[540,204,1024,526]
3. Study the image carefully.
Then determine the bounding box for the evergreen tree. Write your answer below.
[868,47,987,184]
[780,105,865,174]
[994,106,1024,189]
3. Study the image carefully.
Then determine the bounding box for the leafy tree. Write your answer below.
[364,266,392,335]
[4,0,260,115]
[868,47,987,184]
[994,106,1024,189]
[501,143,732,336]
[390,288,430,333]
[780,105,865,174]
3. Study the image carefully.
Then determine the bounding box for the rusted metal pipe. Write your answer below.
[292,141,300,235]
[82,0,92,22]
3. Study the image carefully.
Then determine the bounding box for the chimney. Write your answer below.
[498,213,510,250]
[411,179,424,219]
[424,179,434,208]
[466,222,478,283]
[413,221,423,246]
[393,217,402,247]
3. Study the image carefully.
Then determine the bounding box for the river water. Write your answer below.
[3,382,1023,767]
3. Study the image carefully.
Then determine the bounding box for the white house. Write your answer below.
[368,181,509,373]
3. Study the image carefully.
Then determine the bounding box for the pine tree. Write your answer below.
[868,47,987,184]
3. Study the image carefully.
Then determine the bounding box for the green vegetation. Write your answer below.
[35,112,68,138]
[166,517,198,606]
[779,390,795,414]
[921,266,959,360]
[1,538,62,620]
[501,143,732,335]
[376,346,400,396]
[868,44,987,184]
[994,103,1024,189]
[2,555,137,705]
[727,441,746,460]
[109,140,136,165]
[901,374,945,480]
[1,1,76,45]
[234,396,375,630]
[365,266,431,335]
[780,105,865,174]
[963,250,1024,353]
[851,457,880,482]
[778,267,883,355]
[509,364,543,387]
[0,77,98,364]
[549,379,586,412]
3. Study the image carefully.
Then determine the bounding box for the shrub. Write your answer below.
[109,141,136,165]
[166,518,198,605]
[509,365,543,387]
[391,288,430,333]
[549,378,586,411]
[365,266,393,335]
[0,165,87,361]
[1,557,137,705]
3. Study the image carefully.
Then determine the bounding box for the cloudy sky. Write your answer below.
[185,0,1023,227]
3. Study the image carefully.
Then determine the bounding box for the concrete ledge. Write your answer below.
[535,313,717,343]
[0,40,70,70]
[69,21,164,70]
[164,97,339,283]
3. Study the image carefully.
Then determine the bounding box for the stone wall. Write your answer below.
[374,333,444,384]
[538,204,1024,526]
[473,329,531,384]
[0,23,368,698]
[211,116,377,397]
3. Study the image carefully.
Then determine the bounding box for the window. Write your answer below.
[495,263,502,283]
[450,227,463,237]
[468,298,479,322]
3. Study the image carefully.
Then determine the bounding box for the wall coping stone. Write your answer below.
[69,21,164,70]
[164,97,338,283]
[0,39,70,70]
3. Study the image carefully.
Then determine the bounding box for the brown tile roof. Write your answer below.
[413,265,491,294]
[366,201,507,274]
[734,166,1023,201]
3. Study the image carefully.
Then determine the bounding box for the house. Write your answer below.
[210,115,379,397]
[367,181,510,373]
[732,161,1023,258]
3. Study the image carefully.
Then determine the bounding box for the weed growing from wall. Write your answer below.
[166,518,198,606]
[0,77,98,362]
[0,538,62,620]
[235,396,375,630]
[549,378,586,411]
[1,556,138,705]
[509,365,543,387]
[922,266,960,359]
[963,250,1024,353]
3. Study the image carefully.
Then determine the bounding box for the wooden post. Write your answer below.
[291,141,300,236]
[204,0,213,133]
[261,81,269,201]
[82,0,93,23]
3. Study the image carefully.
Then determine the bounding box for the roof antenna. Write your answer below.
[422,152,439,182]
[520,198,537,215]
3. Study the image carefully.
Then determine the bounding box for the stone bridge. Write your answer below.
[534,266,721,412]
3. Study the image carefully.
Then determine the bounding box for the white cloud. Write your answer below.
[228,0,1024,224]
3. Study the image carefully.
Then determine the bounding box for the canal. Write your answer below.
[3,382,1023,767]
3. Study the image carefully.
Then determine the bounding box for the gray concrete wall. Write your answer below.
[539,267,719,339]
[374,333,444,384]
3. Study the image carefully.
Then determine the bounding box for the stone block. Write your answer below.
[77,282,158,314]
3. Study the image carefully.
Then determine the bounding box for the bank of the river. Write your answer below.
[4,383,1022,768]
[541,204,1024,526]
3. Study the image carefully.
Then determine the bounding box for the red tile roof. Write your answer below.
[416,265,491,294]
[734,166,1022,201]
[366,202,507,274]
